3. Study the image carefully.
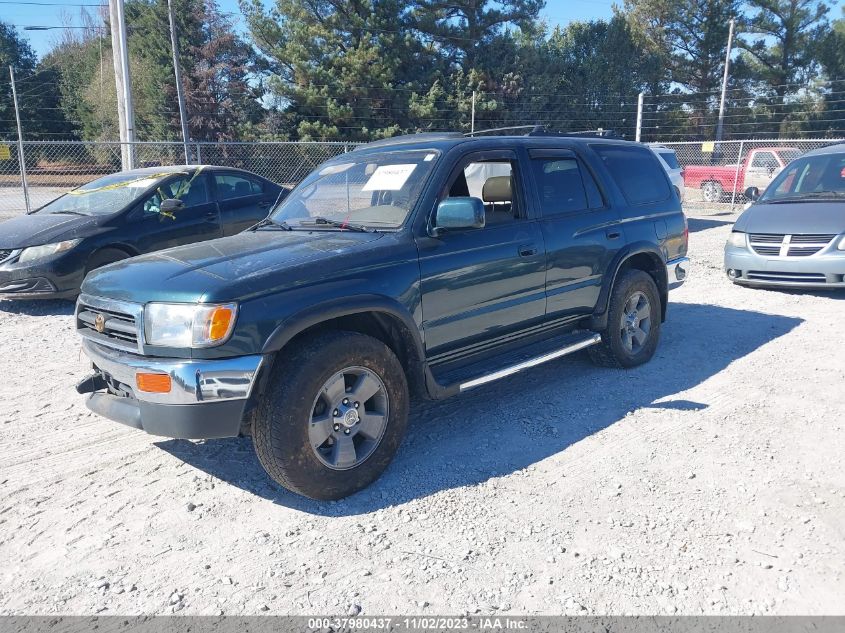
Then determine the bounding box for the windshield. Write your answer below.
[760,153,845,202]
[270,149,439,229]
[36,171,184,216]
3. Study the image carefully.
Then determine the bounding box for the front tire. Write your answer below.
[589,270,662,368]
[252,331,409,500]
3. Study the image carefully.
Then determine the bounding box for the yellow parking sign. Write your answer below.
[0,145,11,160]
[701,141,715,153]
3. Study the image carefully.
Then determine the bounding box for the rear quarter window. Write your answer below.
[593,145,671,205]
[656,150,680,170]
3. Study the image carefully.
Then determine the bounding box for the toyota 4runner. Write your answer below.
[75,131,689,500]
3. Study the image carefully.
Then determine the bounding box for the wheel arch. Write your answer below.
[84,244,139,274]
[258,296,427,399]
[591,244,668,331]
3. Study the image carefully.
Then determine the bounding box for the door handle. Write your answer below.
[606,229,622,240]
[205,211,218,219]
[518,244,538,257]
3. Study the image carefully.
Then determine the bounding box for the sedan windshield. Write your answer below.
[761,153,845,202]
[36,171,179,216]
[270,149,438,229]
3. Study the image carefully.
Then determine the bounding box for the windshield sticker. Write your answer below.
[362,164,417,191]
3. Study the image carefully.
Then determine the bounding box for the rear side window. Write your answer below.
[593,145,671,205]
[215,174,263,200]
[656,150,680,170]
[530,158,603,215]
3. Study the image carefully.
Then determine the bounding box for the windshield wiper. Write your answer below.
[51,210,88,216]
[299,216,373,232]
[769,191,845,203]
[251,217,292,230]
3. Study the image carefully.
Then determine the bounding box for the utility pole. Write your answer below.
[9,66,30,213]
[635,92,644,142]
[108,0,135,169]
[715,17,735,144]
[167,0,191,164]
[470,91,476,134]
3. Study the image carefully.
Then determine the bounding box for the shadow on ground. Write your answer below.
[157,302,801,515]
[688,217,734,233]
[0,298,74,316]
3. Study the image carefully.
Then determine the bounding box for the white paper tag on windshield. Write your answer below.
[362,164,417,191]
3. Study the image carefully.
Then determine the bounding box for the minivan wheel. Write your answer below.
[589,270,661,369]
[252,330,409,500]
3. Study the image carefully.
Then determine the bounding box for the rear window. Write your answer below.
[594,145,671,205]
[656,150,680,170]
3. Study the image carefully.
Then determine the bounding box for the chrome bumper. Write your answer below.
[80,338,264,405]
[666,256,690,290]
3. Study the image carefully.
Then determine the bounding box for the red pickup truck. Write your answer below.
[684,147,802,202]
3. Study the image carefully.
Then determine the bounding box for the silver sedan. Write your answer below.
[724,143,845,289]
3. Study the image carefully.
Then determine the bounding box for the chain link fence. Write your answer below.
[0,141,358,216]
[657,138,845,214]
[2,137,845,217]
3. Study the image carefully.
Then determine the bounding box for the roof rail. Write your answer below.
[354,132,464,150]
[466,125,623,139]
[465,125,542,137]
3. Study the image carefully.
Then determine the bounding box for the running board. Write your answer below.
[458,333,601,392]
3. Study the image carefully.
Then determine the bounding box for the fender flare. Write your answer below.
[261,294,425,359]
[591,242,668,330]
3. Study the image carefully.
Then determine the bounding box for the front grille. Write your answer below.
[0,249,13,263]
[76,296,142,353]
[747,271,828,284]
[749,233,836,257]
[749,233,784,243]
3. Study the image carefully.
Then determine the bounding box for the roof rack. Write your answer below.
[465,125,623,139]
[354,132,464,150]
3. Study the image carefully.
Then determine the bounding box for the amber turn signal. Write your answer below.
[136,372,172,393]
[206,305,236,342]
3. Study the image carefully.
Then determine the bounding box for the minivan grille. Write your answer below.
[748,233,836,257]
[0,249,13,263]
[76,297,142,353]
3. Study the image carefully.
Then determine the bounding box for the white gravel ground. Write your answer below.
[0,212,843,616]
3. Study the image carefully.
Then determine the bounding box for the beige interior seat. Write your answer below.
[481,175,514,224]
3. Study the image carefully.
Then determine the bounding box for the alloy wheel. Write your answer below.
[619,291,652,354]
[308,366,389,470]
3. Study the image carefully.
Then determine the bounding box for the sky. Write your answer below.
[3,0,618,58]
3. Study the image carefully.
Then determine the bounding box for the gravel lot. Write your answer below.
[0,211,843,616]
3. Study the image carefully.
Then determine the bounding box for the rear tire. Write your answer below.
[589,270,661,369]
[252,331,409,500]
[701,181,723,203]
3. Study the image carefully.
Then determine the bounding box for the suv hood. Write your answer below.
[734,201,845,235]
[0,212,99,249]
[81,229,386,303]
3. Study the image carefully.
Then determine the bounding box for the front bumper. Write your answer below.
[78,339,265,438]
[666,256,690,290]
[0,250,83,299]
[724,245,845,288]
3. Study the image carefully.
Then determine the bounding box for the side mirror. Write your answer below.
[744,186,760,202]
[433,197,485,234]
[160,198,185,214]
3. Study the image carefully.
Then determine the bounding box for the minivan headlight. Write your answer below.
[727,232,747,248]
[19,239,81,263]
[144,303,237,348]
[838,235,845,250]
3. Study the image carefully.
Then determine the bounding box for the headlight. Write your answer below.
[144,302,237,348]
[727,232,747,248]
[18,239,81,263]
[838,236,845,251]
